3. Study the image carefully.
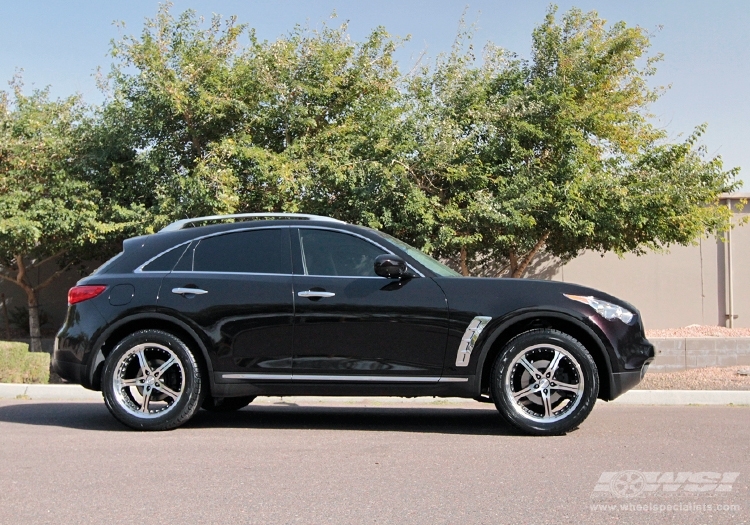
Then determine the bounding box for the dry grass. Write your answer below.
[0,341,50,384]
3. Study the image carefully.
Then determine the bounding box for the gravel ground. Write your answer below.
[639,325,750,390]
[646,324,750,337]
[637,366,750,390]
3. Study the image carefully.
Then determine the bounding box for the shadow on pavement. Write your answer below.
[0,401,523,436]
[188,404,522,435]
[0,401,123,432]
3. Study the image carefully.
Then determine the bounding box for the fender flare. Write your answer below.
[85,312,214,390]
[471,309,614,397]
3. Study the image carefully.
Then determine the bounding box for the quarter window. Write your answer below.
[189,229,291,274]
[299,229,386,277]
[141,245,187,272]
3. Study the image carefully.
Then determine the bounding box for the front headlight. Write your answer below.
[564,294,635,324]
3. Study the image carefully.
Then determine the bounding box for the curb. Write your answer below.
[0,384,749,405]
[611,389,750,405]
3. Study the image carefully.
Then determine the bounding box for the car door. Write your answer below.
[156,227,294,379]
[291,227,450,380]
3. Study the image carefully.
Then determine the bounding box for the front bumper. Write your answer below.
[608,355,653,400]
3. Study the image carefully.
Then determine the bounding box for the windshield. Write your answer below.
[377,232,462,277]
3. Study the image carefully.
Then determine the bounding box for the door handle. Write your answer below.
[298,290,335,298]
[172,287,208,295]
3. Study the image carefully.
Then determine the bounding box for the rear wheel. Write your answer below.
[491,329,598,436]
[102,329,204,431]
[202,395,256,412]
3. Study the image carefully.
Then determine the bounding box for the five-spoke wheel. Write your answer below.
[491,329,598,435]
[102,330,204,430]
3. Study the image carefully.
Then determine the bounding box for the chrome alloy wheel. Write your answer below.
[112,343,185,419]
[504,343,584,423]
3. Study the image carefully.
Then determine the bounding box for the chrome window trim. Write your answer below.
[455,316,492,367]
[294,274,388,280]
[134,225,291,274]
[135,224,425,279]
[295,226,425,278]
[167,271,295,277]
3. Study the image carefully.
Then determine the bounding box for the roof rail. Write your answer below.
[159,213,345,233]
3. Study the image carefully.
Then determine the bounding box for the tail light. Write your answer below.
[68,285,107,305]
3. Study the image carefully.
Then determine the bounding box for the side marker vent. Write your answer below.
[455,316,492,367]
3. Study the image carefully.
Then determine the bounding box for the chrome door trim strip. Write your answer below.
[222,373,293,380]
[219,373,465,383]
[292,374,440,382]
[455,316,493,367]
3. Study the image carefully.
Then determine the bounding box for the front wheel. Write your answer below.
[102,329,204,431]
[491,329,599,436]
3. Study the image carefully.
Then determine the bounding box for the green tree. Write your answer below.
[103,6,434,241]
[102,5,740,278]
[0,81,138,351]
[405,7,740,276]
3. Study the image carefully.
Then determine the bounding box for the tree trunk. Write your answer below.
[510,232,551,278]
[460,246,470,276]
[26,288,43,353]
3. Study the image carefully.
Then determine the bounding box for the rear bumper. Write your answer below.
[51,358,88,387]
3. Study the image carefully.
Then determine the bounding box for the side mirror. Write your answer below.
[374,254,408,279]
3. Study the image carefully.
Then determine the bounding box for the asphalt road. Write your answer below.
[0,399,748,524]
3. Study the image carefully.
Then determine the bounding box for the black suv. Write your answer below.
[53,213,654,435]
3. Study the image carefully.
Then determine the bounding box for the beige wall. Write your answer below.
[551,242,718,330]
[544,197,750,330]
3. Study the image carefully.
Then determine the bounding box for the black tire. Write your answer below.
[202,395,256,412]
[102,329,205,431]
[490,329,599,436]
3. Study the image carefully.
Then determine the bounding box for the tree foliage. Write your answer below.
[0,80,140,350]
[100,5,739,277]
[101,6,434,243]
[404,7,739,276]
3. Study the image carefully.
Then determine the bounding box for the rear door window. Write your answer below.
[191,228,291,274]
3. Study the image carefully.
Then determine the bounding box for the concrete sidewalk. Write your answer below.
[1,383,749,405]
